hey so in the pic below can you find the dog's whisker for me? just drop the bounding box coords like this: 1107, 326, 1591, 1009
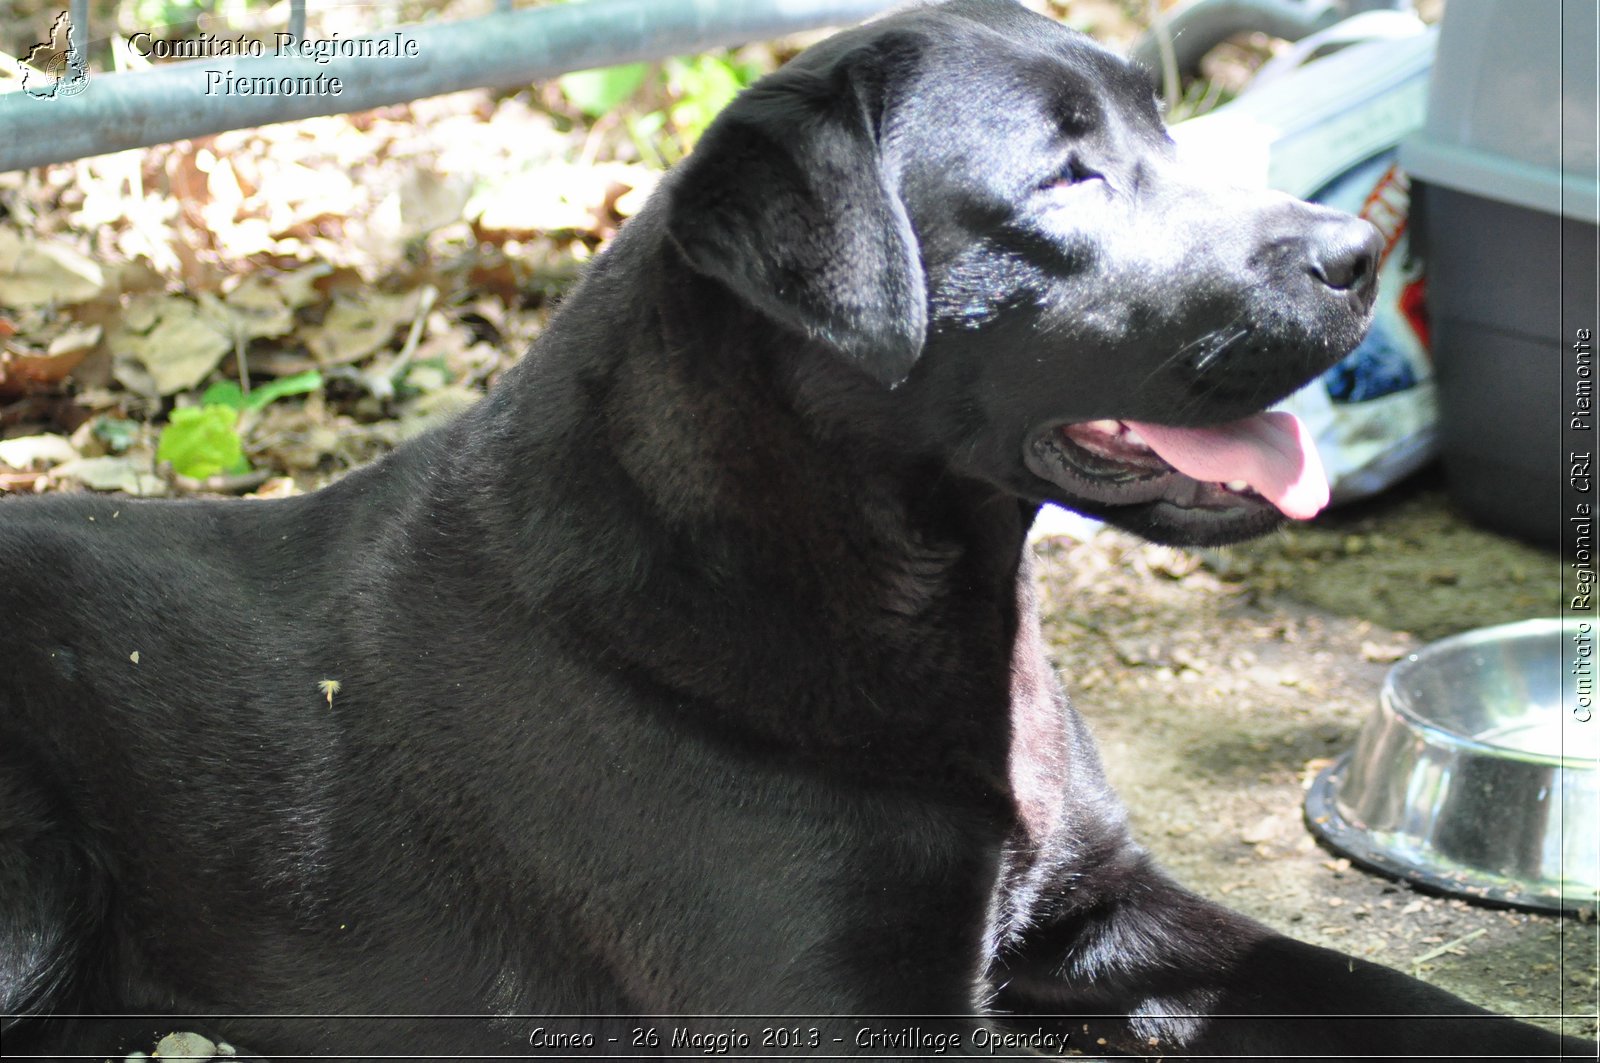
1134, 314, 1251, 393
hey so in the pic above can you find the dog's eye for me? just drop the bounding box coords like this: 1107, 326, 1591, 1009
1042, 157, 1104, 191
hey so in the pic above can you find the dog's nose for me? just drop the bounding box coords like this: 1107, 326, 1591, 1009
1307, 218, 1382, 298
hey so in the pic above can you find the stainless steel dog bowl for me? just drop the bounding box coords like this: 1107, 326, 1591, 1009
1306, 618, 1599, 912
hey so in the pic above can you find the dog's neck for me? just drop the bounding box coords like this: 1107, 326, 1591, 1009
468, 215, 1028, 800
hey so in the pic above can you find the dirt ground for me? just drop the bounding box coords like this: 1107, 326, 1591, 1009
1031, 469, 1598, 1041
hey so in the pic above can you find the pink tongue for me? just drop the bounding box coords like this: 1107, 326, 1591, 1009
1123, 412, 1329, 520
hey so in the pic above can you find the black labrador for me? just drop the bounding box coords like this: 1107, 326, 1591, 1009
1, 1, 1590, 1059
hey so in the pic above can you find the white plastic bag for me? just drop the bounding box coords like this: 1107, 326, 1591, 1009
1171, 20, 1438, 503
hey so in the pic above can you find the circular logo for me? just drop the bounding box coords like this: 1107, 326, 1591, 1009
46, 51, 90, 97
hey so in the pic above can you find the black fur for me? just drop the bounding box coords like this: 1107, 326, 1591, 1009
1, 2, 1589, 1059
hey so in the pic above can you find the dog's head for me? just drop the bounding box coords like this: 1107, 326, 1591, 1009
665, 0, 1380, 546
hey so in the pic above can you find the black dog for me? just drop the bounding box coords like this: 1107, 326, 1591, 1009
1, 1, 1590, 1059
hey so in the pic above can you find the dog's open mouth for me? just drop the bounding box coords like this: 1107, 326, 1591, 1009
1027, 412, 1329, 520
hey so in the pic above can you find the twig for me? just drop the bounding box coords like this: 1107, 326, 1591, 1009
387, 283, 438, 386
1411, 928, 1487, 972
366, 284, 438, 401
234, 328, 250, 399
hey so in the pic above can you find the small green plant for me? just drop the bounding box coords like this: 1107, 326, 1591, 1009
557, 63, 651, 118
661, 54, 755, 146
558, 52, 766, 166
200, 371, 323, 413
92, 416, 141, 454
157, 405, 248, 480
156, 370, 321, 480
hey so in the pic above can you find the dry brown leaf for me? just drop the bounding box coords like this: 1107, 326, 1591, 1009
165, 143, 215, 228
262, 159, 361, 236
0, 323, 100, 396
254, 265, 330, 309
208, 281, 289, 342
613, 172, 661, 218
50, 453, 166, 495
48, 323, 104, 357
107, 294, 232, 395
246, 476, 300, 500
465, 255, 521, 305
400, 169, 473, 238
108, 260, 168, 297
301, 290, 420, 366
214, 217, 281, 262
0, 433, 78, 470
1360, 640, 1410, 663
0, 471, 45, 493
228, 287, 296, 341
206, 266, 329, 346
0, 228, 107, 307
470, 162, 652, 239
205, 155, 247, 221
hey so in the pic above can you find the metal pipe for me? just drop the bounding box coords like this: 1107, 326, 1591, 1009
69, 0, 89, 59
0, 0, 898, 172
1129, 0, 1342, 79
1128, 0, 1409, 80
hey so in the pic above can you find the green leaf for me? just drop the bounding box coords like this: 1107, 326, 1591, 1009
666, 55, 748, 146
242, 370, 322, 411
558, 63, 650, 118
91, 417, 140, 454
625, 110, 671, 168
201, 370, 322, 412
201, 380, 248, 410
156, 405, 250, 480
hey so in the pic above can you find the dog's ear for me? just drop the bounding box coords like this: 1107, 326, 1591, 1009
664, 51, 926, 388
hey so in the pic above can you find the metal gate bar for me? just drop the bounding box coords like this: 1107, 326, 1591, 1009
1, 0, 898, 172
